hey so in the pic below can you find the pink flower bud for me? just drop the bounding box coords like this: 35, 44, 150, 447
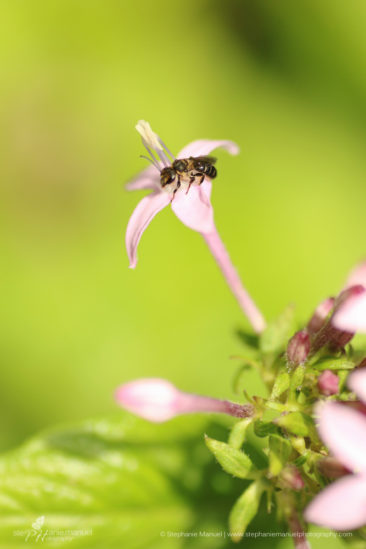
279, 466, 305, 491
318, 370, 339, 396
307, 298, 335, 334
316, 457, 350, 479
115, 378, 254, 423
311, 287, 365, 353
286, 330, 310, 366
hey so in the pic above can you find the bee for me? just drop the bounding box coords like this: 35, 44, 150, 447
160, 156, 217, 196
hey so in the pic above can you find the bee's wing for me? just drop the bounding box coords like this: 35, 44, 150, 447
194, 155, 217, 164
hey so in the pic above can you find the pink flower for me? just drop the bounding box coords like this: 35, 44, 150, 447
125, 121, 266, 333
305, 368, 366, 530
115, 378, 254, 423
126, 120, 239, 268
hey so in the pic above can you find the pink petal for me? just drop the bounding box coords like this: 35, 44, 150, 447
171, 180, 214, 234
126, 165, 160, 191
305, 474, 366, 530
332, 291, 366, 333
125, 191, 170, 268
348, 368, 366, 404
315, 401, 366, 472
344, 260, 366, 289
177, 139, 239, 159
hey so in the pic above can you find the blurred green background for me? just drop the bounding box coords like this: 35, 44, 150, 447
1, 0, 366, 460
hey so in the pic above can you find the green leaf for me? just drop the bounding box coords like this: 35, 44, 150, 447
229, 480, 265, 542
276, 412, 310, 437
0, 414, 231, 548
205, 436, 254, 479
270, 371, 290, 399
268, 435, 292, 476
314, 357, 355, 371
259, 305, 295, 355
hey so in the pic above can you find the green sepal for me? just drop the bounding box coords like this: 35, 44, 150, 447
293, 453, 307, 467
266, 400, 286, 412
268, 435, 292, 476
229, 480, 265, 542
290, 365, 305, 390
253, 419, 279, 438
259, 305, 295, 355
270, 370, 290, 399
276, 412, 310, 437
228, 418, 252, 449
288, 365, 306, 401
290, 436, 306, 454
233, 359, 262, 394
204, 436, 255, 479
337, 369, 350, 391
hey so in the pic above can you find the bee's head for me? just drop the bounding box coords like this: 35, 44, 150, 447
160, 167, 176, 187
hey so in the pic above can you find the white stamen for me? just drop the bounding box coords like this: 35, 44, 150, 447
136, 120, 163, 151
158, 137, 175, 160
136, 120, 172, 168
155, 149, 170, 167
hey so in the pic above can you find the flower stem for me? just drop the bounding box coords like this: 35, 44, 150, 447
286, 511, 311, 549
203, 227, 266, 333
179, 393, 254, 418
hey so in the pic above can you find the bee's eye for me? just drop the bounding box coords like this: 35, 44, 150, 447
161, 169, 176, 186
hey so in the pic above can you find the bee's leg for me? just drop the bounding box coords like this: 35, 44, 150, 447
170, 177, 181, 202
192, 172, 205, 185
186, 176, 195, 195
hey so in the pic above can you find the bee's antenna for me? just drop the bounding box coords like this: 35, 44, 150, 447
140, 155, 160, 172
